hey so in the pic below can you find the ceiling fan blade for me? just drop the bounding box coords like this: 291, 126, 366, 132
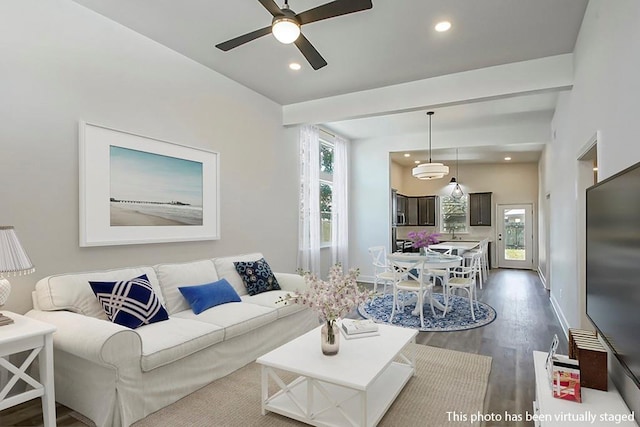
215, 26, 272, 51
294, 34, 327, 70
296, 0, 372, 26
257, 0, 283, 17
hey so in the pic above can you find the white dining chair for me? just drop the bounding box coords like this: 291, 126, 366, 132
447, 251, 482, 320
426, 248, 454, 307
387, 255, 435, 329
463, 238, 489, 288
368, 246, 395, 294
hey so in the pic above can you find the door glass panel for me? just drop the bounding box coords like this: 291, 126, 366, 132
504, 209, 526, 260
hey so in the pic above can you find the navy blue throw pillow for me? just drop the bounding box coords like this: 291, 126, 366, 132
234, 258, 281, 296
89, 274, 169, 329
179, 278, 241, 314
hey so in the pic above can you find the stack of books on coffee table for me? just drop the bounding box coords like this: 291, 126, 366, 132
340, 319, 379, 339
0, 313, 15, 326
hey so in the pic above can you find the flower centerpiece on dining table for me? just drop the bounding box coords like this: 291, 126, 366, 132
406, 230, 441, 255
279, 264, 372, 355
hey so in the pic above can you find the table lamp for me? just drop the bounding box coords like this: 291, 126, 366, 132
0, 226, 35, 325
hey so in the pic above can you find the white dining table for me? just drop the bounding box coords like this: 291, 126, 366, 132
387, 252, 462, 316
428, 241, 480, 256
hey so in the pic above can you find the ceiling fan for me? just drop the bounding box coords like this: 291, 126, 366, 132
215, 0, 373, 70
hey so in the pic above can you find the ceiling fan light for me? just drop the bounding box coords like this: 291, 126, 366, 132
412, 163, 449, 180
272, 17, 300, 44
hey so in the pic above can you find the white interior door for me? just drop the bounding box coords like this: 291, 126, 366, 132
496, 204, 534, 269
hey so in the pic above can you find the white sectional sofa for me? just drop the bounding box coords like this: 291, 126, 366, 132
25, 253, 318, 427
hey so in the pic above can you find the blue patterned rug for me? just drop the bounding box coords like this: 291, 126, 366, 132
357, 293, 497, 332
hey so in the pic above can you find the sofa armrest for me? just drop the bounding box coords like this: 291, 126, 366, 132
274, 272, 309, 293
26, 310, 142, 369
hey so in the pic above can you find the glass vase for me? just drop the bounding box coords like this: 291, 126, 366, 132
419, 247, 427, 256
321, 320, 340, 356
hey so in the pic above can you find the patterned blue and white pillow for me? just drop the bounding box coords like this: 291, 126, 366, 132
234, 258, 281, 296
89, 274, 169, 329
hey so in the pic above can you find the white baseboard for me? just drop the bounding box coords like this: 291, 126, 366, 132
537, 267, 548, 289
550, 293, 570, 339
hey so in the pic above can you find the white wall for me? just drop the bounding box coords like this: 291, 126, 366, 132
0, 0, 299, 314
537, 145, 551, 288
546, 0, 640, 413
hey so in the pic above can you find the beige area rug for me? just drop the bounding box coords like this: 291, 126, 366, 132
131, 344, 491, 427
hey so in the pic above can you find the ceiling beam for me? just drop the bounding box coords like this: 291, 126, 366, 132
282, 54, 573, 126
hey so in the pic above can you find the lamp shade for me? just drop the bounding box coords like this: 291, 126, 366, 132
0, 226, 34, 308
412, 163, 450, 180
0, 226, 34, 312
272, 16, 300, 44
0, 226, 34, 275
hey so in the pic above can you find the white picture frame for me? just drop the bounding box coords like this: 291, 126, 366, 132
79, 121, 220, 246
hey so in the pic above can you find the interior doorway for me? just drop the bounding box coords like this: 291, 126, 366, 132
496, 203, 534, 269
577, 133, 598, 329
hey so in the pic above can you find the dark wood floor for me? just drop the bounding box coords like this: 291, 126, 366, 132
415, 268, 567, 427
0, 268, 566, 427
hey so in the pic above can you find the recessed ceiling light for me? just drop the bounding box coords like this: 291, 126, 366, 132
435, 21, 451, 32
404, 153, 411, 157
289, 62, 301, 71
504, 157, 512, 161
414, 160, 421, 164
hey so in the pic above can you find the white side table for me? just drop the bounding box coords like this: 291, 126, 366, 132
532, 351, 636, 426
0, 311, 57, 426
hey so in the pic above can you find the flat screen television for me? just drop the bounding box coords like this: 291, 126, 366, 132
586, 160, 640, 389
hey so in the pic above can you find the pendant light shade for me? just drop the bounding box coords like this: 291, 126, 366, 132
450, 148, 464, 198
412, 111, 449, 180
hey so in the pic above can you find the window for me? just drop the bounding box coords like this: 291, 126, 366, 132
319, 140, 334, 245
440, 195, 468, 235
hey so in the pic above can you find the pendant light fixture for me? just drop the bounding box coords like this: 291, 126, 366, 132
451, 148, 464, 199
412, 111, 449, 180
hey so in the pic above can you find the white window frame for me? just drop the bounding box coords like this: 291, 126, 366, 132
319, 139, 334, 247
439, 194, 470, 235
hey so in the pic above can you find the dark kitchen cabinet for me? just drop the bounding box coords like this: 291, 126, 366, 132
393, 193, 437, 227
418, 196, 437, 226
469, 192, 492, 226
407, 197, 419, 225
406, 196, 436, 226
396, 194, 407, 225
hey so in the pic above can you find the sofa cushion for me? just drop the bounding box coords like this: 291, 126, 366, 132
234, 257, 281, 296
179, 279, 241, 315
89, 274, 169, 329
154, 259, 219, 314
172, 302, 278, 340
136, 317, 224, 372
34, 266, 162, 320
213, 253, 264, 296
241, 290, 308, 319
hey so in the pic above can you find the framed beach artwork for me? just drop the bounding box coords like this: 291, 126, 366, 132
79, 122, 220, 246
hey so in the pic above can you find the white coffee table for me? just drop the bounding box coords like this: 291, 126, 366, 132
257, 323, 417, 427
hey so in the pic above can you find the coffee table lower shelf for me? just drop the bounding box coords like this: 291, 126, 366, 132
262, 361, 414, 427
